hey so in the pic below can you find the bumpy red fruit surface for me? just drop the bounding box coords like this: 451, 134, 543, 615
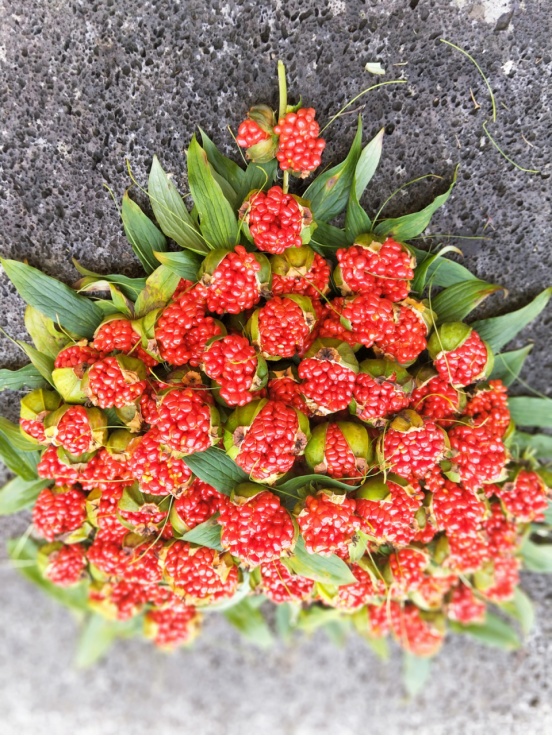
297, 492, 360, 557
253, 296, 314, 359
274, 108, 326, 176
247, 186, 303, 254
465, 380, 510, 438
32, 486, 87, 541
481, 555, 519, 602
267, 368, 311, 416
85, 356, 147, 409
93, 318, 158, 367
333, 564, 386, 611
202, 246, 267, 315
351, 364, 412, 426
374, 300, 429, 365
298, 342, 358, 415
496, 470, 549, 522
446, 532, 491, 574
49, 406, 98, 456
380, 411, 446, 479
448, 584, 486, 624
156, 389, 219, 455
237, 118, 269, 148
356, 479, 423, 548
426, 469, 486, 535
448, 423, 507, 492
218, 489, 295, 566
271, 249, 330, 299
79, 447, 134, 491
145, 606, 201, 649
42, 543, 86, 586
163, 541, 238, 605
259, 559, 314, 604
203, 334, 265, 407
340, 293, 394, 348
390, 602, 445, 657
129, 429, 192, 496
410, 376, 463, 424
484, 502, 518, 555
306, 421, 370, 482
388, 548, 428, 594
173, 479, 226, 530
430, 326, 491, 388
54, 344, 104, 373
89, 580, 152, 620
336, 237, 414, 302
20, 418, 47, 443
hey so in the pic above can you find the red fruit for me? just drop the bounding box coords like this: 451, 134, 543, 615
388, 548, 428, 594
246, 186, 304, 254
480, 556, 519, 602
428, 324, 492, 388
89, 580, 152, 620
172, 478, 226, 530
94, 318, 158, 368
379, 410, 447, 480
465, 380, 510, 438
225, 399, 309, 483
374, 299, 432, 365
446, 532, 491, 574
87, 486, 128, 543
448, 584, 486, 624
203, 334, 267, 407
333, 564, 386, 611
425, 469, 486, 535
155, 287, 224, 367
271, 247, 330, 299
496, 469, 549, 522
145, 606, 201, 649
297, 492, 360, 557
267, 366, 312, 416
415, 573, 458, 608
336, 236, 415, 302
484, 502, 518, 555
79, 447, 134, 491
41, 543, 87, 586
305, 421, 371, 482
54, 344, 104, 374
274, 108, 326, 177
298, 340, 358, 415
37, 446, 84, 486
218, 488, 295, 566
259, 559, 314, 604
129, 429, 192, 496
237, 118, 269, 148
350, 359, 413, 426
118, 492, 168, 536
173, 278, 195, 299
200, 245, 270, 315
46, 405, 106, 456
390, 602, 445, 657
448, 423, 508, 492
366, 602, 391, 638
317, 297, 359, 348
249, 295, 316, 359
20, 418, 47, 443
32, 486, 87, 541
163, 541, 239, 605
340, 293, 394, 348
410, 375, 464, 424
88, 538, 163, 583
356, 477, 424, 548
156, 389, 220, 455
84, 356, 147, 409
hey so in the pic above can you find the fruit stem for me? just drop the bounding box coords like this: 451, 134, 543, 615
277, 60, 287, 121
283, 170, 289, 194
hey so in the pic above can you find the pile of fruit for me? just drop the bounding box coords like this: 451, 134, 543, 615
1, 63, 551, 662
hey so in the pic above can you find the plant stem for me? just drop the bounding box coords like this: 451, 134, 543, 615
282, 170, 289, 194
277, 60, 287, 121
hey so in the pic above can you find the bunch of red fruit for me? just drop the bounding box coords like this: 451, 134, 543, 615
11, 95, 551, 657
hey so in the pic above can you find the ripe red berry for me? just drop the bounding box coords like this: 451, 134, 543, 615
448, 584, 486, 624
156, 389, 220, 455
203, 334, 267, 407
390, 602, 445, 657
297, 492, 360, 557
271, 247, 330, 299
129, 429, 193, 496
172, 478, 226, 530
32, 486, 87, 541
259, 559, 314, 604
246, 186, 304, 254
54, 344, 104, 374
274, 108, 326, 176
144, 606, 201, 649
298, 340, 358, 415
84, 356, 147, 409
40, 543, 87, 586
200, 246, 270, 315
379, 411, 447, 480
163, 541, 239, 605
356, 477, 423, 548
250, 295, 316, 359
496, 469, 549, 522
428, 324, 492, 388
237, 118, 269, 148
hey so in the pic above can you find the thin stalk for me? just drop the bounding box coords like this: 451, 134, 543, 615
278, 60, 287, 120
321, 80, 407, 134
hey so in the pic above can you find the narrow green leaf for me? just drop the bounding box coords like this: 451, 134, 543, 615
508, 397, 552, 428
375, 168, 458, 240
121, 192, 167, 275
7, 538, 89, 612
520, 538, 552, 572
75, 615, 117, 668
148, 155, 208, 254
472, 288, 552, 353
450, 612, 521, 650
182, 518, 223, 551
187, 135, 238, 249
0, 476, 45, 515
410, 245, 477, 288
134, 265, 180, 317
0, 364, 47, 393
355, 127, 385, 199
403, 653, 432, 698
511, 431, 552, 459
224, 598, 274, 649
345, 197, 372, 242
239, 161, 278, 200
431, 280, 502, 324
490, 345, 533, 386
153, 250, 202, 281
411, 246, 463, 294
0, 434, 38, 480
2, 259, 103, 339
277, 474, 360, 495
73, 261, 146, 301
17, 343, 55, 386
297, 605, 345, 633
200, 128, 245, 191
24, 306, 70, 359
0, 417, 42, 452
305, 117, 363, 222
275, 601, 300, 641
287, 537, 357, 585
499, 587, 535, 635
184, 447, 248, 496
310, 221, 351, 256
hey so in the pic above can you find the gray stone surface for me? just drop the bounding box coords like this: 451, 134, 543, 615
0, 0, 551, 733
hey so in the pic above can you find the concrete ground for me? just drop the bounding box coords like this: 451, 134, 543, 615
0, 0, 551, 733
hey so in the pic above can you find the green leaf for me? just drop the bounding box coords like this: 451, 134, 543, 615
490, 345, 533, 386
499, 587, 535, 635
182, 518, 223, 551
108, 285, 133, 317
224, 598, 274, 649
153, 250, 202, 281
511, 431, 552, 459
403, 652, 432, 698
0, 417, 42, 452
184, 447, 248, 496
0, 476, 45, 515
450, 612, 521, 650
7, 537, 89, 612
355, 127, 385, 199
275, 601, 300, 641
0, 433, 39, 480
74, 614, 142, 668
305, 117, 363, 222
2, 259, 103, 339
431, 280, 502, 324
410, 246, 478, 288
345, 196, 372, 242
148, 155, 208, 254
277, 474, 361, 495
297, 605, 345, 633
411, 246, 463, 294
520, 538, 552, 572
472, 287, 552, 353
239, 161, 278, 200
134, 265, 180, 317
200, 128, 245, 191
508, 397, 552, 428
121, 192, 167, 275
287, 537, 357, 585
0, 364, 47, 393
24, 306, 70, 359
17, 343, 55, 386
73, 261, 146, 301
310, 221, 351, 255
187, 135, 238, 249
375, 167, 458, 241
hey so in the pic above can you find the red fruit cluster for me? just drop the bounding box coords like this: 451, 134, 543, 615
274, 108, 326, 176
247, 187, 303, 254
203, 334, 263, 407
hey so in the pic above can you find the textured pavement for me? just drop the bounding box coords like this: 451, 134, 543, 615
0, 0, 551, 733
